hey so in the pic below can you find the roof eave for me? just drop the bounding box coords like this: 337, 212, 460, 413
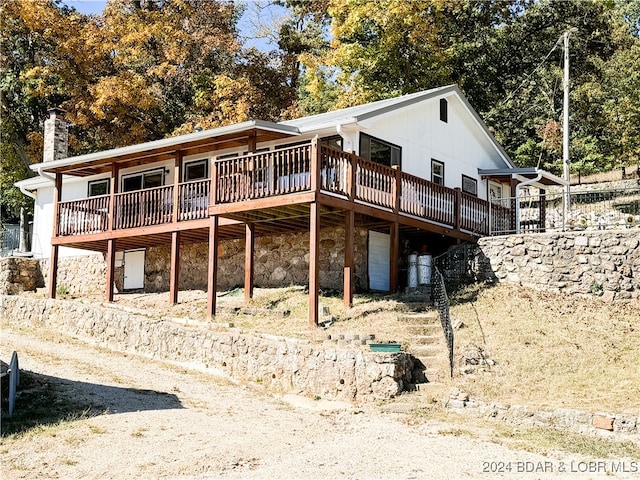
30, 120, 300, 174
478, 167, 568, 186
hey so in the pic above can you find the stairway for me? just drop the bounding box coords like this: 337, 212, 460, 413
399, 311, 450, 385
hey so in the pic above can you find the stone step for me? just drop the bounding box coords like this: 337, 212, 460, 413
398, 312, 439, 323
412, 334, 442, 345
406, 323, 442, 335
410, 345, 444, 357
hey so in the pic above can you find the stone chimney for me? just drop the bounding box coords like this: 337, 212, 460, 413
43, 108, 68, 162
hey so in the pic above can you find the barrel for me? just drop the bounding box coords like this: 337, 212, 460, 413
407, 253, 418, 288
417, 253, 432, 285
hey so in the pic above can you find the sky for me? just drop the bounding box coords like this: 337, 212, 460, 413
59, 0, 284, 51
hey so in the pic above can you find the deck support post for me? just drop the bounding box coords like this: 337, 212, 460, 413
389, 222, 399, 293
170, 231, 180, 304
173, 152, 182, 224
106, 238, 116, 302
48, 245, 59, 299
244, 223, 255, 302
48, 173, 62, 299
108, 164, 119, 231
207, 215, 219, 319
454, 187, 462, 232
309, 202, 320, 327
343, 210, 354, 308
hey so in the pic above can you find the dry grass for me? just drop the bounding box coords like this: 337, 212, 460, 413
449, 284, 640, 413
571, 167, 639, 185
34, 282, 640, 414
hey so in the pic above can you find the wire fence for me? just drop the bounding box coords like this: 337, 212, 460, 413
490, 185, 640, 235
431, 260, 454, 378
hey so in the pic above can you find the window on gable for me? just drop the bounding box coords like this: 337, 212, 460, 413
431, 159, 444, 185
88, 179, 110, 197
184, 159, 208, 181
359, 133, 401, 167
440, 98, 448, 123
462, 174, 478, 196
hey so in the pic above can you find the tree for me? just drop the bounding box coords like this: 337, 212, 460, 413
305, 0, 639, 174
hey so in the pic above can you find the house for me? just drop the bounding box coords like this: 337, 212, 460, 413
16, 85, 565, 325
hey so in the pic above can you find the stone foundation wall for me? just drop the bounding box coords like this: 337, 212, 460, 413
40, 253, 107, 296
22, 227, 369, 296
0, 257, 44, 295
145, 226, 369, 292
476, 231, 639, 301
0, 296, 421, 402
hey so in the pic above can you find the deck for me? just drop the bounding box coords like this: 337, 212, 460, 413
48, 139, 515, 325
54, 142, 512, 248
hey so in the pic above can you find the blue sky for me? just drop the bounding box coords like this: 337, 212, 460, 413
61, 0, 106, 15
59, 0, 284, 51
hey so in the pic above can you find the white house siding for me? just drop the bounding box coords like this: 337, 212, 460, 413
32, 183, 96, 259
356, 94, 506, 200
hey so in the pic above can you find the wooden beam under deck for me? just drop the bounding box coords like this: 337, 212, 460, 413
106, 238, 116, 302
308, 202, 320, 327
170, 231, 180, 305
207, 216, 219, 318
245, 223, 255, 302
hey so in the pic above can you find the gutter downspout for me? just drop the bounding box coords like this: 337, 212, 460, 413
18, 183, 36, 200
514, 173, 542, 234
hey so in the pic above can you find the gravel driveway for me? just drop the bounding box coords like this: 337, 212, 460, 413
1, 326, 632, 480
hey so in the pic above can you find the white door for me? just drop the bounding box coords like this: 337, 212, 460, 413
368, 231, 390, 291
123, 249, 145, 290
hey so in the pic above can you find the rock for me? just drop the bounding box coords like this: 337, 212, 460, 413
592, 415, 614, 431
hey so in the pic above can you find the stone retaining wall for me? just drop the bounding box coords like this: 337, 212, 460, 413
446, 390, 638, 436
0, 295, 421, 402
0, 257, 44, 295
475, 231, 639, 301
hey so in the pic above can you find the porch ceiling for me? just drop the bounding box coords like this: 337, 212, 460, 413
34, 122, 300, 177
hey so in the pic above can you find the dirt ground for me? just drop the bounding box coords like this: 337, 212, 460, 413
1, 323, 636, 480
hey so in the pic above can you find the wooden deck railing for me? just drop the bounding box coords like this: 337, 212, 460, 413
114, 185, 174, 229
400, 174, 456, 226
216, 144, 313, 203
55, 141, 504, 238
460, 192, 489, 234
179, 179, 209, 221
57, 195, 109, 236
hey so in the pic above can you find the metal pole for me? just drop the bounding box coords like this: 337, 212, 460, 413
562, 31, 571, 230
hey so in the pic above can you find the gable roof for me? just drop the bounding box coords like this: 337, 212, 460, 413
284, 84, 514, 168
282, 85, 454, 130
24, 84, 513, 179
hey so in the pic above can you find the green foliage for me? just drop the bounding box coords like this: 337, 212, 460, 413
297, 0, 639, 174
1, 0, 637, 211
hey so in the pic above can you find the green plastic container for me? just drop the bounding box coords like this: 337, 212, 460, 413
369, 343, 402, 353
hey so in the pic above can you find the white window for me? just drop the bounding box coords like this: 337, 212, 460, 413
462, 175, 477, 196
184, 159, 208, 181
121, 169, 164, 192
431, 159, 444, 185
88, 178, 110, 197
